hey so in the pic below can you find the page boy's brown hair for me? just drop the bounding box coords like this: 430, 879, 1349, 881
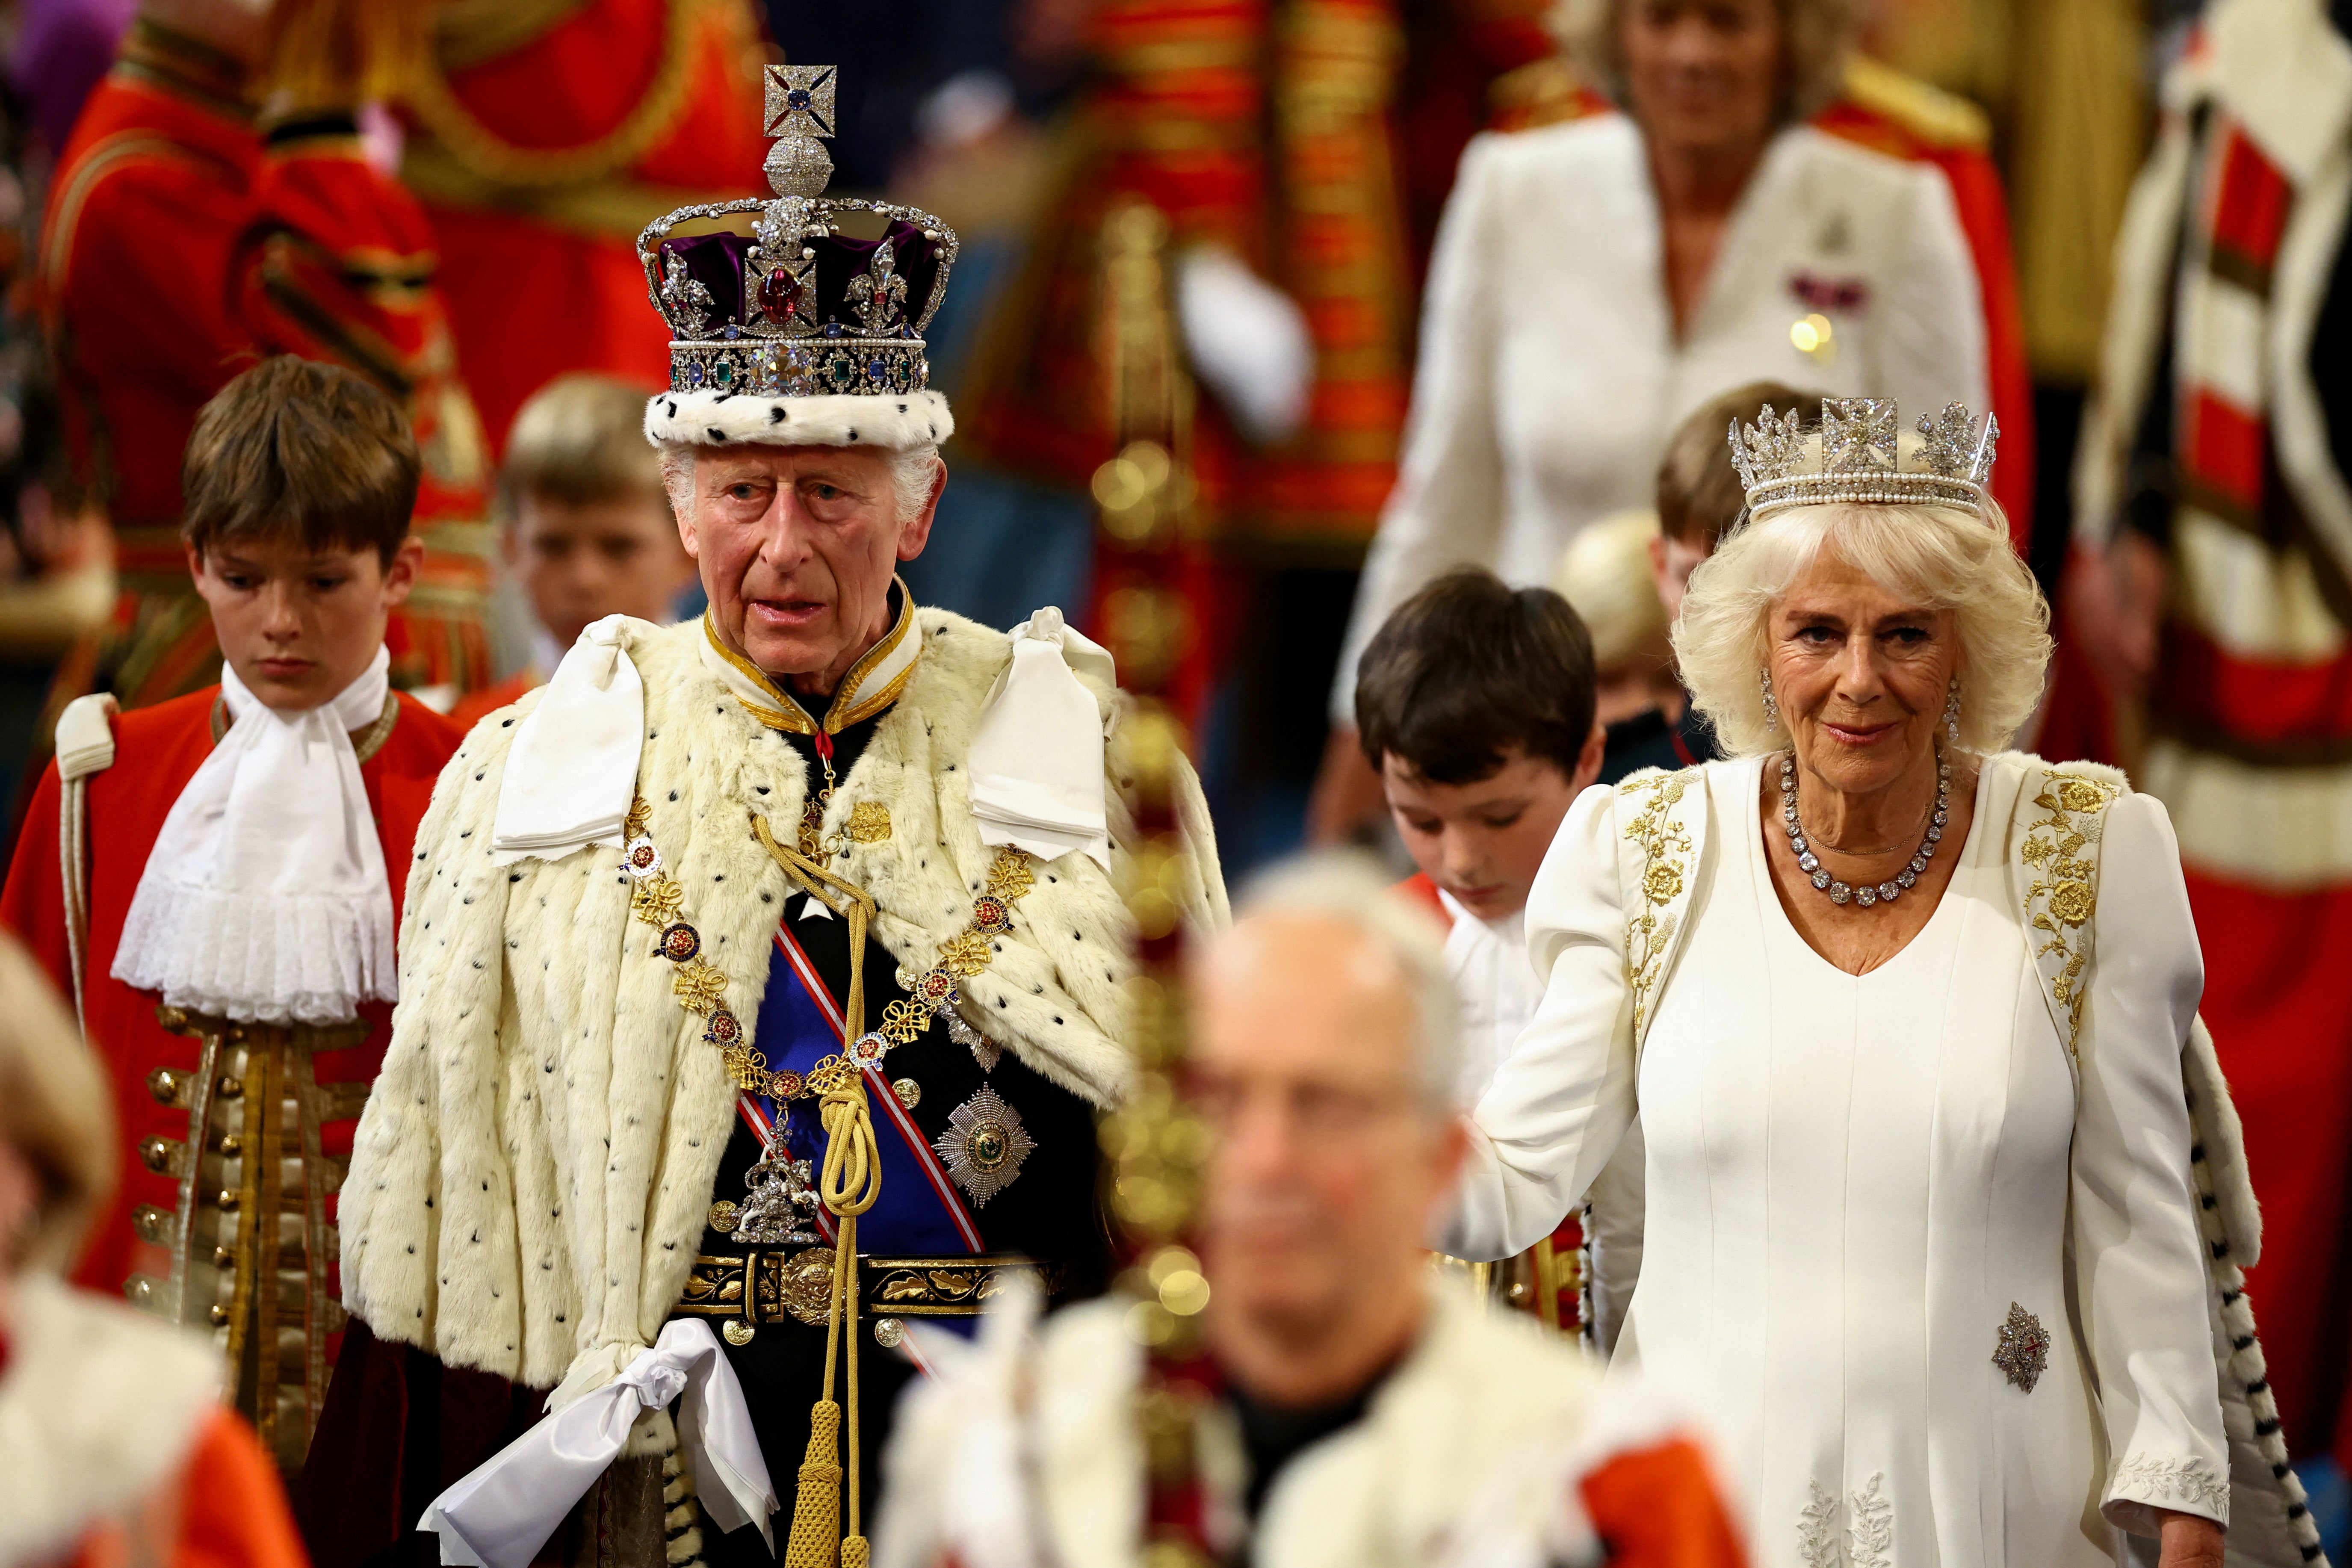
1356, 567, 1597, 786
497, 372, 668, 521
182, 355, 419, 565
1658, 380, 1825, 548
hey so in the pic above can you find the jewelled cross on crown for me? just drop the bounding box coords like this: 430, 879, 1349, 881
1821, 397, 1898, 473
762, 64, 837, 204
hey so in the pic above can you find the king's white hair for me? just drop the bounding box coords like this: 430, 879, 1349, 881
657, 441, 943, 527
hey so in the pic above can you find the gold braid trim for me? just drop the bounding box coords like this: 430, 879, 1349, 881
2019, 768, 2122, 1060
1618, 770, 1697, 1041
400, 0, 700, 189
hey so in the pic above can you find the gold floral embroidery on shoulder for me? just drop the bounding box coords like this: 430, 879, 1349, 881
2021, 766, 2122, 1057
1619, 768, 1698, 1039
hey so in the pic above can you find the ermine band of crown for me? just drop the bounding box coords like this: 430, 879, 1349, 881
1730, 397, 2000, 524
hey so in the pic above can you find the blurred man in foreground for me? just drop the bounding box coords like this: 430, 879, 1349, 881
878, 853, 1748, 1568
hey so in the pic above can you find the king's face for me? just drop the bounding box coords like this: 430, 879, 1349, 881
679, 443, 937, 697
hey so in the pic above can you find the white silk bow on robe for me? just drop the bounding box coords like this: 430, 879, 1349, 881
420, 1317, 775, 1568
969, 607, 1115, 868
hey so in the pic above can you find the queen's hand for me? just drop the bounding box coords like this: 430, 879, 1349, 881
2156, 1509, 2224, 1568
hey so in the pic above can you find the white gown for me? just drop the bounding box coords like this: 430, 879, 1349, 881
1442, 754, 2228, 1568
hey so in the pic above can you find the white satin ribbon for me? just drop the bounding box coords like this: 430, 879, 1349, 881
969, 608, 1115, 868
111, 646, 394, 1025
420, 1318, 777, 1568
491, 614, 645, 865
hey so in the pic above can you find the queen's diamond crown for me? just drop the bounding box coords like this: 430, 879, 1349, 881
1730, 397, 1999, 524
635, 64, 960, 401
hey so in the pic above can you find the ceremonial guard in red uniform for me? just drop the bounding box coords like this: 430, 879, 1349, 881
0, 358, 463, 1474
395, 0, 770, 451
39, 4, 494, 712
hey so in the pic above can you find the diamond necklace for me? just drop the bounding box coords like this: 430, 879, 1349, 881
1777, 749, 1951, 909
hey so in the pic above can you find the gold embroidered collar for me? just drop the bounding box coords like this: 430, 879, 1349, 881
699, 579, 921, 735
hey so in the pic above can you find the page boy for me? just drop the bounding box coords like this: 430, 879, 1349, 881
452, 372, 698, 728
0, 355, 463, 1472
1355, 567, 1604, 1102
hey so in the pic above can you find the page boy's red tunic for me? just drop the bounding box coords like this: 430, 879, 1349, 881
0, 687, 461, 1467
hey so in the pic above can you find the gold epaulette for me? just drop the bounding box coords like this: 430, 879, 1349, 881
1485, 56, 1607, 134
1840, 55, 1991, 151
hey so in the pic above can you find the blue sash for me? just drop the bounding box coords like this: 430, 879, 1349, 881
748, 924, 982, 1257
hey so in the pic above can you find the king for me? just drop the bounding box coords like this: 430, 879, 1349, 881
298, 65, 1228, 1568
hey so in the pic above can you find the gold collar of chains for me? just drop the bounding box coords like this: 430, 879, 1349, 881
618, 797, 1037, 1101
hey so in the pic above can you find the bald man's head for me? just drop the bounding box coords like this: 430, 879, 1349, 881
1185, 853, 1467, 1405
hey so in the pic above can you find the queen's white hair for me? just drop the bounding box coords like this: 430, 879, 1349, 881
1229, 851, 1462, 1116
1674, 500, 2051, 758
657, 441, 944, 528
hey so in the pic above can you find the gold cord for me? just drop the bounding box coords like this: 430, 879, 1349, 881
756, 816, 884, 1566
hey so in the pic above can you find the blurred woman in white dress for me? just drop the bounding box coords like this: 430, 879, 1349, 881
1444, 398, 2246, 1568
1314, 0, 1987, 833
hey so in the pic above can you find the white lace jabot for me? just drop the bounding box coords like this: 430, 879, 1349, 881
113, 646, 396, 1025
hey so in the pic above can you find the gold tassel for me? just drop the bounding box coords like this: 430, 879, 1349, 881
783, 1400, 845, 1568
841, 1537, 870, 1568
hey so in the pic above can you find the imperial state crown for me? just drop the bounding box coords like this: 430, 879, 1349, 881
1730, 397, 2000, 525
636, 64, 959, 451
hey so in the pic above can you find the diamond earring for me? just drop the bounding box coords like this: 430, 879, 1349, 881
1760, 667, 1780, 731
1943, 677, 1961, 745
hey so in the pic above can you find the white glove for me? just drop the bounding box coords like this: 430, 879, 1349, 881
1177, 246, 1312, 446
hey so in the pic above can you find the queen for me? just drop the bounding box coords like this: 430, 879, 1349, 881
1444, 399, 2314, 1568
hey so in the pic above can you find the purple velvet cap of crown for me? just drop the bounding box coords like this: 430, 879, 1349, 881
655, 220, 945, 340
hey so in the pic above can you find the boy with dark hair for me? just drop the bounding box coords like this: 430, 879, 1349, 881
0, 355, 464, 1474
1356, 566, 1604, 1103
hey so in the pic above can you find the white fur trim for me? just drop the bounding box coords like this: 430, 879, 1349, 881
2138, 737, 2352, 887
0, 1275, 224, 1564
643, 389, 954, 450
2074, 109, 2197, 546
2184, 1045, 2326, 1566
344, 610, 1227, 1392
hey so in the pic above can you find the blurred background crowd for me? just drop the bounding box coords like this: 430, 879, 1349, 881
0, 0, 2343, 1551
0, 0, 2181, 868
